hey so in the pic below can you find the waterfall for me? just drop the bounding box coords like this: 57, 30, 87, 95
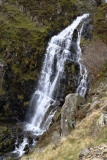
13, 13, 89, 157
25, 13, 89, 135
13, 137, 28, 157
76, 23, 88, 97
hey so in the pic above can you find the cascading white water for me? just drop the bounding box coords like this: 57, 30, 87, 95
13, 13, 89, 157
13, 137, 28, 157
25, 13, 89, 135
76, 23, 88, 97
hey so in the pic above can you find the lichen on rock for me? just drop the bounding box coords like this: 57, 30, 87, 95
61, 93, 85, 137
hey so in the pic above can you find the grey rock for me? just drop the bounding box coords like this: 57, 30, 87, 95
97, 112, 107, 126
61, 93, 85, 137
97, 113, 105, 126
79, 148, 90, 156
104, 113, 107, 124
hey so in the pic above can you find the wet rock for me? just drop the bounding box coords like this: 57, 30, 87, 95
0, 156, 6, 160
82, 18, 93, 40
61, 93, 85, 137
24, 144, 29, 154
72, 29, 78, 42
64, 61, 80, 95
0, 124, 27, 156
56, 100, 61, 106
0, 126, 15, 153
55, 59, 81, 108
0, 75, 36, 122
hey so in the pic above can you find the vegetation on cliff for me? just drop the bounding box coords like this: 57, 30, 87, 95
0, 0, 92, 156
20, 1, 107, 160
0, 0, 91, 122
0, 0, 107, 159
94, 3, 107, 44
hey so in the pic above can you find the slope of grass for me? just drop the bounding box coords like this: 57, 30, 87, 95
21, 105, 107, 160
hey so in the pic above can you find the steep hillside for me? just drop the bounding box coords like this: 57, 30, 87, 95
21, 70, 107, 160
94, 3, 107, 44
20, 2, 107, 160
0, 0, 93, 157
0, 0, 92, 122
0, 0, 107, 159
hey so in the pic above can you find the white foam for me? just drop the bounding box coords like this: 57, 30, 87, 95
13, 137, 28, 157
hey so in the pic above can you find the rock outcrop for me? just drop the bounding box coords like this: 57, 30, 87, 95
61, 93, 85, 137
79, 145, 107, 160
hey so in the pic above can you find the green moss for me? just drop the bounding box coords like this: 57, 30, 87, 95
94, 3, 107, 44
17, 94, 24, 102
80, 36, 91, 47
0, 0, 98, 124
4, 139, 11, 146
71, 65, 75, 74
24, 101, 29, 106
0, 88, 6, 95
3, 104, 8, 111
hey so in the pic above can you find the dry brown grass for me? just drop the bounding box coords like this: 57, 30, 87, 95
21, 105, 107, 160
82, 39, 107, 79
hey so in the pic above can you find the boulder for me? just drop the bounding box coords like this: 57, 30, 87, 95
79, 148, 90, 157
61, 93, 85, 137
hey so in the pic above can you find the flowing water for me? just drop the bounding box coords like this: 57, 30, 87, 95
13, 138, 28, 157
14, 13, 89, 156
76, 23, 88, 97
